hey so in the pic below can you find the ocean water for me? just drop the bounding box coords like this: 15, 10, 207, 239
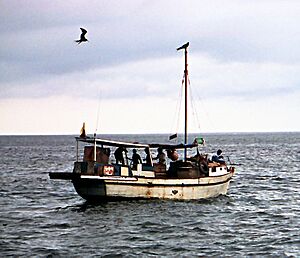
0, 133, 299, 257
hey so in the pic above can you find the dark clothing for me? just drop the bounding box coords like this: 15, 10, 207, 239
212, 154, 225, 164
144, 148, 152, 166
145, 154, 152, 166
132, 153, 142, 165
114, 147, 125, 164
212, 149, 225, 164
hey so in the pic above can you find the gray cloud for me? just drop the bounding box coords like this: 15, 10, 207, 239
1, 0, 300, 100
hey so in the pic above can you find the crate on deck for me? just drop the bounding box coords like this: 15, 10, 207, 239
83, 146, 110, 163
153, 163, 167, 178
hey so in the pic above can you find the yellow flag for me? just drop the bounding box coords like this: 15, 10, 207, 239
80, 122, 86, 138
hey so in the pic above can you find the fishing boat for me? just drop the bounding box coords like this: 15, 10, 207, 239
49, 42, 235, 201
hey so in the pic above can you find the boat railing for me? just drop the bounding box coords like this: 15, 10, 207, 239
74, 136, 232, 179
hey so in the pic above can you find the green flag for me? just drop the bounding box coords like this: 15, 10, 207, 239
194, 137, 205, 145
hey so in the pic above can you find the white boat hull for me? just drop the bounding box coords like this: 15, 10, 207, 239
72, 172, 233, 201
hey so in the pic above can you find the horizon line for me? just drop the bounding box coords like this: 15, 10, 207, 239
0, 130, 299, 137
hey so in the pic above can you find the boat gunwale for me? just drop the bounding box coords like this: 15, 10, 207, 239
78, 172, 233, 187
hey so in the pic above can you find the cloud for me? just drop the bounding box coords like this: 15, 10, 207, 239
1, 53, 299, 102
1, 0, 300, 134
189, 57, 300, 100
0, 55, 181, 99
1, 0, 300, 84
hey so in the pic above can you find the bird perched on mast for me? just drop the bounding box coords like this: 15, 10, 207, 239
177, 42, 189, 51
75, 28, 88, 44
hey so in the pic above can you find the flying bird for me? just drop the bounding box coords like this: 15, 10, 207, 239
75, 28, 88, 44
177, 42, 189, 51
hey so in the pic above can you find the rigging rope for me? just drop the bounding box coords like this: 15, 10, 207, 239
188, 77, 201, 132
170, 73, 184, 142
94, 87, 102, 136
170, 71, 205, 140
190, 80, 216, 131
176, 76, 185, 133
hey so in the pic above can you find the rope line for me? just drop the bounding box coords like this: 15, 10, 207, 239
95, 87, 102, 135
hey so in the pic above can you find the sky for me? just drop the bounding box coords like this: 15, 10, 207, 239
0, 0, 299, 135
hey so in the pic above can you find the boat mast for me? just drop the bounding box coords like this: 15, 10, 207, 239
177, 42, 189, 161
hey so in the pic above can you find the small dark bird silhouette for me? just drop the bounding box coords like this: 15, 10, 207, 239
177, 42, 189, 51
75, 28, 88, 44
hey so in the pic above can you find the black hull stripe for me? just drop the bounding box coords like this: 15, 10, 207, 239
73, 176, 232, 187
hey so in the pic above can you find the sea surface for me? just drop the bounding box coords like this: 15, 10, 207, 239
0, 133, 299, 257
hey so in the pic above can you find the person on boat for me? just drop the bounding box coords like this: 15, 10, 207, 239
198, 154, 209, 176
212, 149, 225, 164
114, 146, 127, 165
167, 148, 179, 161
144, 147, 152, 166
153, 147, 166, 165
130, 149, 142, 169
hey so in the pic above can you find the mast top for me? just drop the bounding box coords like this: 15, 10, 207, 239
177, 42, 189, 51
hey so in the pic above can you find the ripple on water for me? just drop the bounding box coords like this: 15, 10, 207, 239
0, 133, 299, 257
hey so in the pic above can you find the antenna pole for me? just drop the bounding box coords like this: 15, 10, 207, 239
177, 42, 189, 161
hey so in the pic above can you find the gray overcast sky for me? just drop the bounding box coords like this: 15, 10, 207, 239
0, 0, 299, 134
